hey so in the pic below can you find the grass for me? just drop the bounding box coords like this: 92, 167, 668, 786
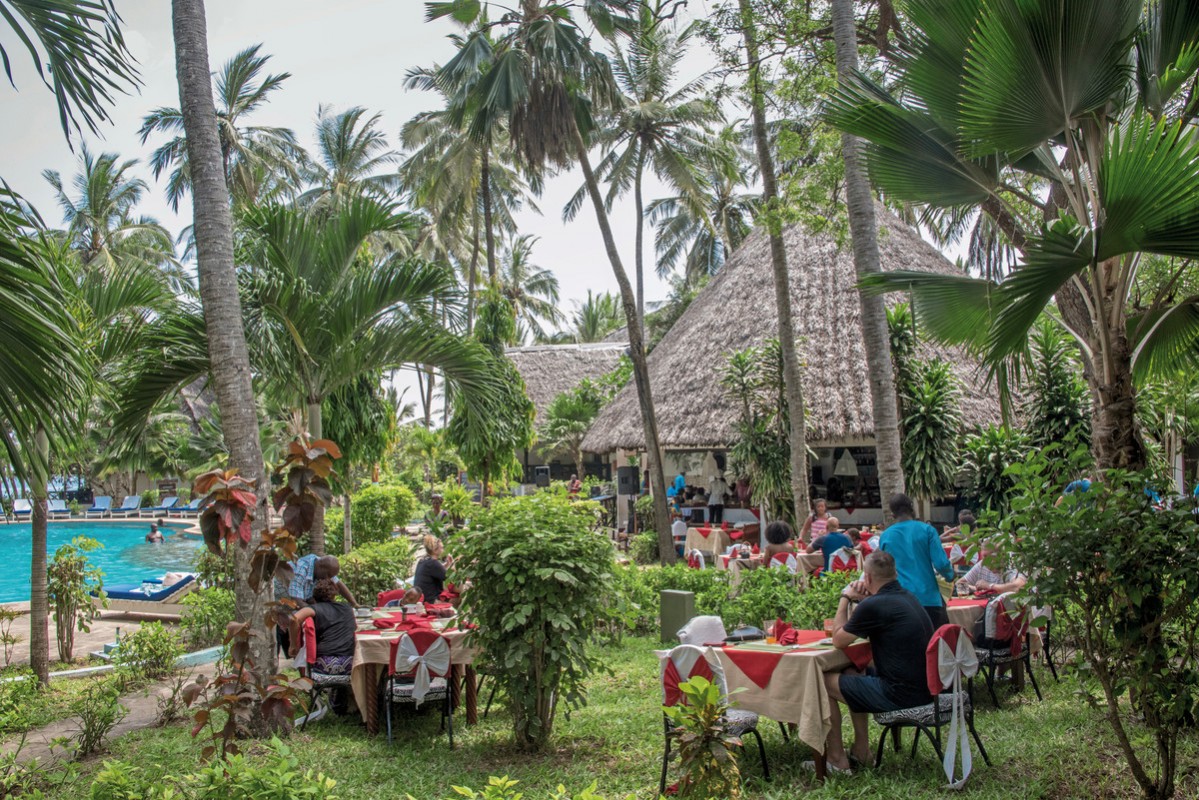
18, 635, 1198, 799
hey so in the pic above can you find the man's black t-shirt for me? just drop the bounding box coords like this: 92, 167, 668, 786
311, 601, 356, 659
414, 557, 447, 604
843, 580, 935, 707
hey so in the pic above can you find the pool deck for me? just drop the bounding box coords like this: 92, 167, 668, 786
0, 601, 180, 668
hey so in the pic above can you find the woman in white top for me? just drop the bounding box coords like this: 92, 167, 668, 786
799, 498, 830, 543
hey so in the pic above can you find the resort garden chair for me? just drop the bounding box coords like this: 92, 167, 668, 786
969, 593, 1041, 708
86, 496, 113, 517
830, 547, 858, 572
110, 495, 142, 518
295, 617, 352, 731
94, 574, 196, 616
168, 498, 203, 517
12, 499, 32, 519
872, 624, 990, 783
386, 630, 454, 747
768, 552, 799, 574
48, 499, 71, 518
140, 496, 178, 517
658, 644, 769, 796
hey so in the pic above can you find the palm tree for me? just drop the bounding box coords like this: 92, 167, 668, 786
568, 290, 624, 343
735, 0, 810, 525
42, 146, 183, 288
140, 43, 307, 210
298, 105, 402, 208
563, 4, 723, 325
171, 0, 275, 674
646, 129, 759, 287
826, 0, 1199, 473
496, 235, 563, 343
431, 0, 676, 565
828, 0, 906, 519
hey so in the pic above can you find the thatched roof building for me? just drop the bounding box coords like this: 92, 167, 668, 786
506, 342, 627, 425
583, 209, 1003, 454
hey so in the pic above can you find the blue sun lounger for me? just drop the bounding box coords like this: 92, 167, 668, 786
110, 495, 142, 518
168, 498, 203, 518
48, 499, 71, 517
12, 499, 31, 519
140, 496, 179, 517
86, 496, 113, 518
94, 574, 196, 616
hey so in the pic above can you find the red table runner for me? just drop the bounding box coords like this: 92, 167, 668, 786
947, 598, 989, 609
722, 632, 873, 689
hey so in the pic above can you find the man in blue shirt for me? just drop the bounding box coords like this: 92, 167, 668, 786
806, 516, 852, 572
878, 493, 954, 627
1055, 477, 1092, 507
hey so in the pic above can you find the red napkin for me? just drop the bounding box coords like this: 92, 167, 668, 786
376, 588, 408, 607
751, 544, 760, 555
722, 521, 732, 531
425, 602, 453, 612
729, 528, 743, 540
696, 527, 711, 538
846, 642, 873, 670
773, 619, 803, 646
722, 647, 784, 689
372, 613, 435, 631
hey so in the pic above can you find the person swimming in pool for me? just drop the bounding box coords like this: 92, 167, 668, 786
146, 523, 164, 543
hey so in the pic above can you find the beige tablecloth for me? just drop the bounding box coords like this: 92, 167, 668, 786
349, 624, 476, 717
947, 600, 986, 630
684, 527, 732, 555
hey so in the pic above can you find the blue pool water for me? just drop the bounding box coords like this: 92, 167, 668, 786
0, 521, 202, 602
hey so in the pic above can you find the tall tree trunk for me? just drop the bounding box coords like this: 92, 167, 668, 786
634, 148, 647, 337
481, 144, 497, 285
172, 0, 273, 674
308, 400, 326, 555
739, 0, 811, 527
1088, 265, 1146, 470
830, 0, 906, 523
417, 368, 431, 426
571, 127, 675, 564
29, 427, 50, 685
343, 493, 353, 554
466, 212, 480, 335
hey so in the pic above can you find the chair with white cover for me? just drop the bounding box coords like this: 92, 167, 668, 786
971, 593, 1041, 707
296, 617, 353, 731
768, 552, 799, 574
872, 624, 990, 785
686, 549, 706, 569
658, 644, 769, 795
386, 629, 454, 747
829, 547, 858, 573
676, 615, 727, 646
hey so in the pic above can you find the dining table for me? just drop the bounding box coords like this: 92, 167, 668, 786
348, 609, 479, 736
684, 526, 734, 556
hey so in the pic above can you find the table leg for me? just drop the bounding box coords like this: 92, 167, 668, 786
814, 751, 828, 781
451, 663, 464, 712
363, 664, 380, 736
465, 665, 478, 725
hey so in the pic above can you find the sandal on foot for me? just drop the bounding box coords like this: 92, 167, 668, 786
801, 760, 853, 776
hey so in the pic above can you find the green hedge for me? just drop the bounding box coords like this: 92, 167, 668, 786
339, 538, 415, 605
350, 484, 417, 547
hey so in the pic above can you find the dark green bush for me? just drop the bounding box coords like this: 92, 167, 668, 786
630, 530, 659, 565
323, 505, 347, 554
349, 484, 417, 547
180, 588, 236, 648
456, 493, 613, 751
0, 670, 45, 733
114, 622, 182, 681
339, 538, 415, 604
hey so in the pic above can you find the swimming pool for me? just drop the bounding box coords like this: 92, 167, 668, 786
0, 521, 202, 602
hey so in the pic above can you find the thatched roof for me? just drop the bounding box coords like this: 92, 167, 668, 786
506, 342, 628, 425
582, 208, 1004, 453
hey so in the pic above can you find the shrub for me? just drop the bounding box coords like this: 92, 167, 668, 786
630, 530, 659, 565
140, 490, 158, 508
340, 538, 415, 604
456, 493, 613, 751
114, 622, 182, 682
723, 568, 855, 631
350, 484, 416, 547
48, 536, 104, 662
70, 679, 127, 758
193, 549, 234, 591
323, 505, 346, 553
0, 607, 21, 666
663, 677, 741, 799
181, 588, 237, 648
1001, 447, 1199, 800
447, 776, 631, 800
0, 671, 45, 733
91, 760, 178, 800
187, 738, 338, 799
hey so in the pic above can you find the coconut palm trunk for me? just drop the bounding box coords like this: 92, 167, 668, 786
571, 127, 674, 564
308, 399, 327, 555
171, 0, 273, 673
29, 427, 50, 685
481, 144, 497, 284
633, 148, 646, 334
738, 0, 810, 526
830, 0, 906, 520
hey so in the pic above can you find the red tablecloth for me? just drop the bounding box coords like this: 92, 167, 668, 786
721, 634, 873, 689
947, 598, 989, 609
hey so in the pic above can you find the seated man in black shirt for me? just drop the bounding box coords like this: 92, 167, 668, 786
815, 550, 935, 773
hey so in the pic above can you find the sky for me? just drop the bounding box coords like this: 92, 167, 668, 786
1, 0, 724, 417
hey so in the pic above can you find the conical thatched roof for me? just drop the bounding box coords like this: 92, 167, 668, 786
582, 209, 1003, 453
506, 342, 628, 426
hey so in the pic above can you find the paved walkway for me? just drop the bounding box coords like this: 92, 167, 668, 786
1, 602, 178, 668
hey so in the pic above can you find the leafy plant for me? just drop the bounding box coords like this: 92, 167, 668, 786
48, 536, 105, 662
193, 548, 235, 591
0, 607, 21, 666
437, 479, 472, 526
92, 759, 180, 800
455, 493, 613, 751
630, 530, 659, 565
439, 776, 632, 800
0, 671, 45, 733
900, 359, 962, 505
662, 676, 741, 799
339, 538, 416, 604
70, 679, 128, 759
187, 738, 339, 798
348, 483, 416, 547
722, 341, 793, 522
961, 425, 1029, 513
180, 588, 237, 648
114, 622, 182, 682
1000, 446, 1199, 800
1024, 315, 1091, 449
539, 380, 605, 478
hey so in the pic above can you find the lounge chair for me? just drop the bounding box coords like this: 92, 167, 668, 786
110, 495, 142, 518
12, 499, 32, 519
140, 496, 178, 517
168, 498, 203, 518
86, 496, 113, 518
48, 499, 71, 518
94, 574, 196, 617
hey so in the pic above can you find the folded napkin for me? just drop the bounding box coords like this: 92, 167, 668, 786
773, 619, 801, 645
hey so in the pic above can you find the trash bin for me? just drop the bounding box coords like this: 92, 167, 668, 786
660, 589, 695, 644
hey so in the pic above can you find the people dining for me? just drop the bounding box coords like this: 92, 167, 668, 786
414, 535, 452, 604
940, 509, 975, 543
806, 516, 852, 572
814, 551, 935, 774
763, 520, 797, 560
878, 493, 954, 627
958, 541, 1027, 595
288, 578, 357, 712
799, 498, 830, 544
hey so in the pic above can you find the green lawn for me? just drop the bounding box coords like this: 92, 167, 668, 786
32, 636, 1199, 799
